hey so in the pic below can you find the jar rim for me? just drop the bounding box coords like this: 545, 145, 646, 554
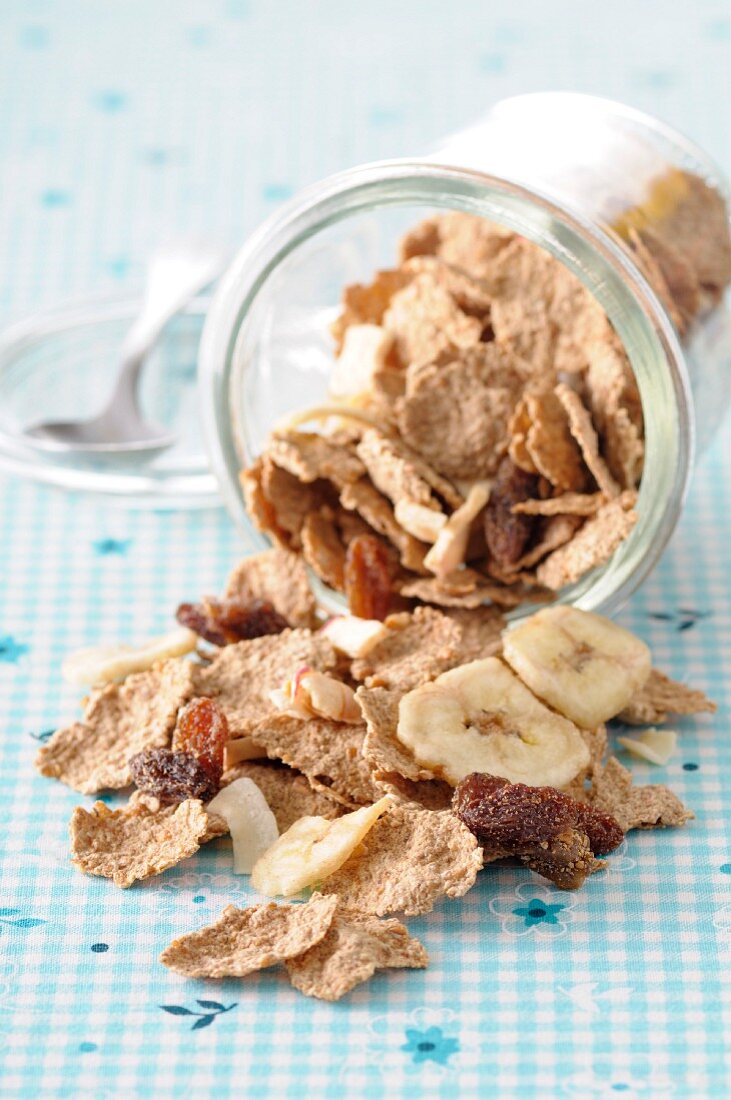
199, 158, 694, 619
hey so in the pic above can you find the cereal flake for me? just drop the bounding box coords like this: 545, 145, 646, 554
590, 756, 692, 832
70, 798, 210, 888
285, 907, 428, 1001
221, 761, 344, 833
224, 548, 318, 629
618, 667, 717, 725
351, 607, 461, 690
36, 659, 196, 794
536, 492, 637, 590
320, 804, 483, 916
194, 629, 337, 737
160, 893, 338, 977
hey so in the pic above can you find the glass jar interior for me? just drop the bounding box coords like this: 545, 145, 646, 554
200, 164, 692, 619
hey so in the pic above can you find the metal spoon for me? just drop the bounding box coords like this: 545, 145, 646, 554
24, 242, 228, 454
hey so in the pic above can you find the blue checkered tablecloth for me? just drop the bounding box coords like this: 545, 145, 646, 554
1, 3, 730, 1097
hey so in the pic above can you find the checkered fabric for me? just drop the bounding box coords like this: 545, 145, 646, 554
0, 2, 730, 1097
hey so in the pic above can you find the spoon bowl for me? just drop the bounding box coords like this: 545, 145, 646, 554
24, 241, 228, 455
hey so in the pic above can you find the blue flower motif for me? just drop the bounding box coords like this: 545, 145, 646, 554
20, 26, 50, 49
489, 882, 578, 938
512, 898, 565, 928
0, 907, 46, 932
92, 90, 128, 113
262, 183, 294, 202
41, 189, 71, 208
107, 256, 131, 279
648, 607, 710, 632
0, 636, 29, 663
93, 538, 131, 556
401, 1026, 459, 1066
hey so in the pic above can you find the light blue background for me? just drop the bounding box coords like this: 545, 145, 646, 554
0, 3, 730, 1098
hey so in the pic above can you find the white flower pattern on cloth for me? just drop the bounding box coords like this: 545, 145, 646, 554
153, 873, 250, 919
596, 839, 636, 874
713, 903, 731, 937
489, 881, 579, 937
562, 1069, 677, 1097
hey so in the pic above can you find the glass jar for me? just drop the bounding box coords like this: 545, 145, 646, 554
199, 92, 731, 617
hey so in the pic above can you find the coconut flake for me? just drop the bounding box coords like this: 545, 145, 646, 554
616, 728, 678, 766
207, 778, 280, 874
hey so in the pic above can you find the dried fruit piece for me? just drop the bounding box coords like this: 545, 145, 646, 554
484, 457, 538, 567
330, 324, 395, 405
394, 499, 447, 542
424, 482, 490, 578
454, 772, 623, 854
344, 534, 393, 621
176, 597, 289, 647
285, 907, 428, 1001
251, 796, 393, 897
206, 777, 279, 874
321, 615, 390, 658
396, 656, 590, 789
616, 728, 678, 766
62, 627, 197, 687
453, 772, 622, 888
270, 669, 362, 724
173, 697, 229, 780
129, 748, 220, 805
502, 605, 651, 729
160, 894, 338, 978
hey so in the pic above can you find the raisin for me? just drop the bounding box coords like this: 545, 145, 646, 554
129, 749, 219, 804
575, 802, 625, 856
453, 772, 624, 856
483, 457, 538, 567
344, 534, 392, 621
453, 772, 579, 849
172, 697, 229, 782
176, 597, 289, 646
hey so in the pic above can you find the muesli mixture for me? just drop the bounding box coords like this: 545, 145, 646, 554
37, 548, 715, 1000
242, 180, 731, 615
34, 179, 729, 1000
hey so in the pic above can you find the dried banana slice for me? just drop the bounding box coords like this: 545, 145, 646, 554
251, 795, 393, 897
396, 657, 590, 789
502, 606, 651, 729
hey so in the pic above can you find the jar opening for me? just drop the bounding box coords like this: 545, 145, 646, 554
200, 161, 693, 619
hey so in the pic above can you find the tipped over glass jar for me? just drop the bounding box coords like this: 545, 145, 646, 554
199, 92, 731, 620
